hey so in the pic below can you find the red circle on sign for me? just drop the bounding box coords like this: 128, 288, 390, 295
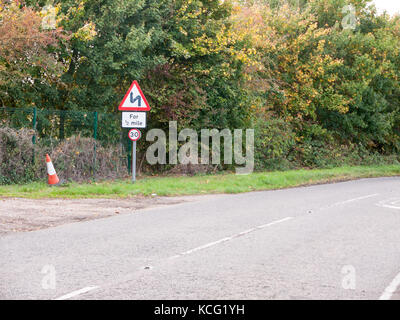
128, 129, 141, 141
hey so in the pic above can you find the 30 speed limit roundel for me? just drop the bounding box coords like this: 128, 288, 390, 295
128, 128, 141, 141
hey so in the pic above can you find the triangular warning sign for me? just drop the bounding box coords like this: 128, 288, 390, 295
118, 80, 151, 111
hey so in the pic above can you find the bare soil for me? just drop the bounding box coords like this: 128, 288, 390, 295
0, 195, 209, 236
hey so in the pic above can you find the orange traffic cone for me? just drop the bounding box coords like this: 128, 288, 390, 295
46, 154, 59, 185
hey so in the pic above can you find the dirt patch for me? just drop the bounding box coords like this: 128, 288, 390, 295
0, 195, 211, 236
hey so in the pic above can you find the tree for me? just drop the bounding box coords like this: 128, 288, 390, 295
234, 0, 400, 155
42, 0, 253, 131
0, 0, 66, 108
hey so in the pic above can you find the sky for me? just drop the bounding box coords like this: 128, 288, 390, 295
370, 0, 400, 15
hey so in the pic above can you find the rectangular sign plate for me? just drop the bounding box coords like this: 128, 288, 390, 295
121, 112, 147, 128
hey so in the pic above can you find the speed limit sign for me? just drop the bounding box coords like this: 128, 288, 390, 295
128, 128, 141, 141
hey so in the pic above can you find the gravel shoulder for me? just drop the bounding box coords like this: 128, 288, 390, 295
0, 195, 213, 236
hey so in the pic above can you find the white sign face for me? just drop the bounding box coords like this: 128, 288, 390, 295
122, 112, 146, 128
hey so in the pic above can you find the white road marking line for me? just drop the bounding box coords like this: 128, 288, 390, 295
170, 217, 293, 259
325, 193, 380, 209
379, 272, 400, 300
55, 218, 293, 296
52, 218, 293, 298
54, 286, 99, 300
377, 198, 400, 210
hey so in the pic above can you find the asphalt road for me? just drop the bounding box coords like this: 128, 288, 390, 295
1, 177, 400, 300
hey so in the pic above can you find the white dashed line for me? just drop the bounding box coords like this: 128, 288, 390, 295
377, 198, 400, 210
324, 193, 380, 209
52, 218, 293, 299
54, 286, 99, 300
169, 217, 293, 259
379, 272, 400, 300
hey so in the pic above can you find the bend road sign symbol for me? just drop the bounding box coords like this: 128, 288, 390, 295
118, 80, 151, 111
128, 128, 141, 141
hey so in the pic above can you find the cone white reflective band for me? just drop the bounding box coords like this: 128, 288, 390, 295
46, 161, 56, 175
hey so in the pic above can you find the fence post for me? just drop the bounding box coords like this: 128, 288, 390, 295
59, 111, 65, 140
32, 107, 37, 164
32, 107, 37, 144
93, 111, 98, 179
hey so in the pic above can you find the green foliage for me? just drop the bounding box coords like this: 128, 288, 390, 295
5, 0, 251, 135
0, 1, 66, 109
0, 126, 128, 185
53, 0, 167, 113
310, 0, 400, 152
51, 135, 127, 182
237, 0, 400, 168
1, 0, 399, 180
0, 127, 42, 184
254, 117, 297, 170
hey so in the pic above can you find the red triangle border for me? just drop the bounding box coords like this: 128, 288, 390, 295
118, 80, 151, 111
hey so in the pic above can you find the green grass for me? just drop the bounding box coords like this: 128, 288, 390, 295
0, 165, 399, 199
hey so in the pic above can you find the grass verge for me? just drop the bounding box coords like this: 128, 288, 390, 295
0, 165, 399, 199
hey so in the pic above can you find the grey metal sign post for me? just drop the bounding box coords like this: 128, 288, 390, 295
128, 128, 141, 183
132, 141, 136, 183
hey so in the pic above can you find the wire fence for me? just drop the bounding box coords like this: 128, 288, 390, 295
0, 107, 134, 181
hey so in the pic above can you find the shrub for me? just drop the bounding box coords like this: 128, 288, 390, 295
254, 117, 297, 171
0, 127, 129, 184
50, 135, 128, 182
0, 127, 42, 184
